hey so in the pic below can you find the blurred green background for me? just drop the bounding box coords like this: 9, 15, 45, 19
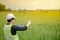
0, 10, 60, 40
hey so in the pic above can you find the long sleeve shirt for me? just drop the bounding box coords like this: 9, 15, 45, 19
11, 25, 27, 35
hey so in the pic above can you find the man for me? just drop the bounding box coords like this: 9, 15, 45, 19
3, 13, 31, 40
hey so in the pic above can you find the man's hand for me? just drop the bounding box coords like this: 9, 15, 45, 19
26, 20, 31, 27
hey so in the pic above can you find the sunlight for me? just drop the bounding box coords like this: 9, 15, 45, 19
33, 1, 40, 5
32, 0, 40, 10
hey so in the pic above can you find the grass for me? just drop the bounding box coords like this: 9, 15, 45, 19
0, 11, 60, 40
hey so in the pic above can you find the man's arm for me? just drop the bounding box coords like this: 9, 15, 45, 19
11, 25, 27, 35
12, 25, 27, 31
12, 20, 31, 31
11, 20, 31, 35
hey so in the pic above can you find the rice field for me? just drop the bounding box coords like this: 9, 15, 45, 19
0, 10, 60, 40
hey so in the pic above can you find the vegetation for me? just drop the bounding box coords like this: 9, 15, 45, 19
0, 10, 60, 40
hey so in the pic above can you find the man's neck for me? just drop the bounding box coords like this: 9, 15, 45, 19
7, 22, 12, 25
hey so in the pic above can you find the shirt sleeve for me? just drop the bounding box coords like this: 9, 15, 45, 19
12, 25, 27, 31
11, 25, 27, 35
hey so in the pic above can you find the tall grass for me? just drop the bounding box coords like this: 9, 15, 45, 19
0, 11, 60, 40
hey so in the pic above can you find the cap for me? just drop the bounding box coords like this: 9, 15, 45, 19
6, 13, 16, 20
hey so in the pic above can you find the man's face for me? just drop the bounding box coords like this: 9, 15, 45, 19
11, 20, 15, 24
